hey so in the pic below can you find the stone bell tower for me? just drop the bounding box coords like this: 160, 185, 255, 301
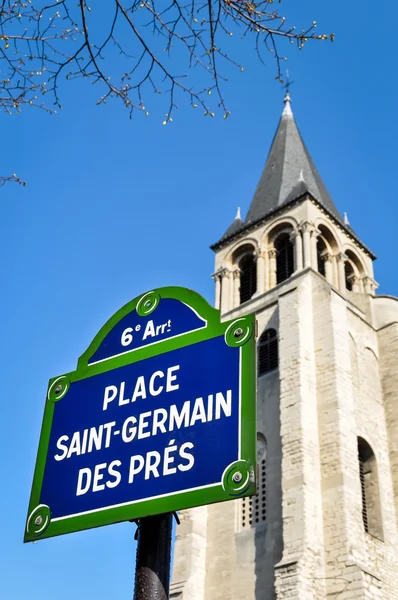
170, 93, 398, 600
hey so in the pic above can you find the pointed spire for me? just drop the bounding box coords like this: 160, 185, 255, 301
344, 212, 350, 225
243, 92, 343, 226
282, 91, 293, 117
235, 206, 241, 220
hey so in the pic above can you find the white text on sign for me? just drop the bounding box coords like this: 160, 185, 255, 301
121, 319, 172, 348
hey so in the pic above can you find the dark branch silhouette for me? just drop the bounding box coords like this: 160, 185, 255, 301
0, 0, 334, 183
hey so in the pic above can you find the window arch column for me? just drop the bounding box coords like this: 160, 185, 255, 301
255, 249, 266, 295
322, 251, 334, 284
363, 276, 377, 295
290, 228, 303, 272
232, 268, 241, 307
212, 270, 222, 309
311, 227, 321, 268
268, 248, 277, 288
220, 267, 231, 312
300, 221, 313, 268
336, 252, 347, 291
348, 274, 361, 293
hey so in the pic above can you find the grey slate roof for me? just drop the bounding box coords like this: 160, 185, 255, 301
218, 211, 243, 244
244, 94, 343, 226
211, 95, 376, 259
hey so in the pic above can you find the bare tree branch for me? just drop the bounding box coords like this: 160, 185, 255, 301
0, 0, 334, 182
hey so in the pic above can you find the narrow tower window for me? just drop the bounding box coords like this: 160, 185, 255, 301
239, 253, 257, 304
357, 437, 383, 540
275, 233, 294, 284
258, 328, 278, 375
316, 238, 327, 277
241, 435, 267, 530
345, 261, 354, 291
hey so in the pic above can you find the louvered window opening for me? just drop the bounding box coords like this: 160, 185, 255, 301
317, 243, 326, 277
359, 457, 369, 533
275, 234, 294, 284
345, 262, 353, 291
258, 329, 278, 375
241, 459, 266, 530
240, 254, 257, 304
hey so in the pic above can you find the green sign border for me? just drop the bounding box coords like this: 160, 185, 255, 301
24, 287, 256, 542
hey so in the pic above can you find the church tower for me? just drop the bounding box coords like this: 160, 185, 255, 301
170, 93, 398, 600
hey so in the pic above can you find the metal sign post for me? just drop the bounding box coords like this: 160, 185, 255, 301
133, 514, 173, 600
24, 286, 256, 597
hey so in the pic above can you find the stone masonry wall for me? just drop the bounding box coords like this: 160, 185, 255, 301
275, 273, 326, 600
349, 306, 398, 600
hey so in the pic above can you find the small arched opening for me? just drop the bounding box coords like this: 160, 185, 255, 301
345, 260, 355, 291
358, 437, 383, 540
274, 233, 294, 284
316, 237, 327, 277
239, 253, 257, 304
258, 328, 278, 375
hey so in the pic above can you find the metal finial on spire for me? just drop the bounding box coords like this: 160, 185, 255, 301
282, 70, 294, 116
344, 212, 350, 225
235, 207, 241, 220
282, 70, 295, 94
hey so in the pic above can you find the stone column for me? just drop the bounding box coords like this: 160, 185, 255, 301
290, 228, 303, 272
363, 276, 378, 295
336, 253, 347, 292
301, 221, 313, 268
348, 275, 361, 293
212, 271, 222, 309
269, 248, 277, 288
323, 252, 334, 285
264, 249, 270, 291
255, 249, 266, 295
232, 268, 241, 307
220, 268, 231, 313
311, 227, 321, 269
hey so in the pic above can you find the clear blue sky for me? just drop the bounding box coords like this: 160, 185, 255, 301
1, 0, 397, 598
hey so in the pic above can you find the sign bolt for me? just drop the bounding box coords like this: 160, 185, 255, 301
232, 472, 242, 483
55, 385, 62, 394
35, 516, 43, 526
234, 328, 244, 338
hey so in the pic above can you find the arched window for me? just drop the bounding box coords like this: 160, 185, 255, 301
275, 233, 294, 284
358, 437, 383, 539
345, 261, 355, 291
241, 434, 266, 530
258, 328, 278, 375
317, 238, 327, 277
239, 253, 257, 304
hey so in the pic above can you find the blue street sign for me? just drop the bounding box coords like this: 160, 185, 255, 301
25, 287, 256, 541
